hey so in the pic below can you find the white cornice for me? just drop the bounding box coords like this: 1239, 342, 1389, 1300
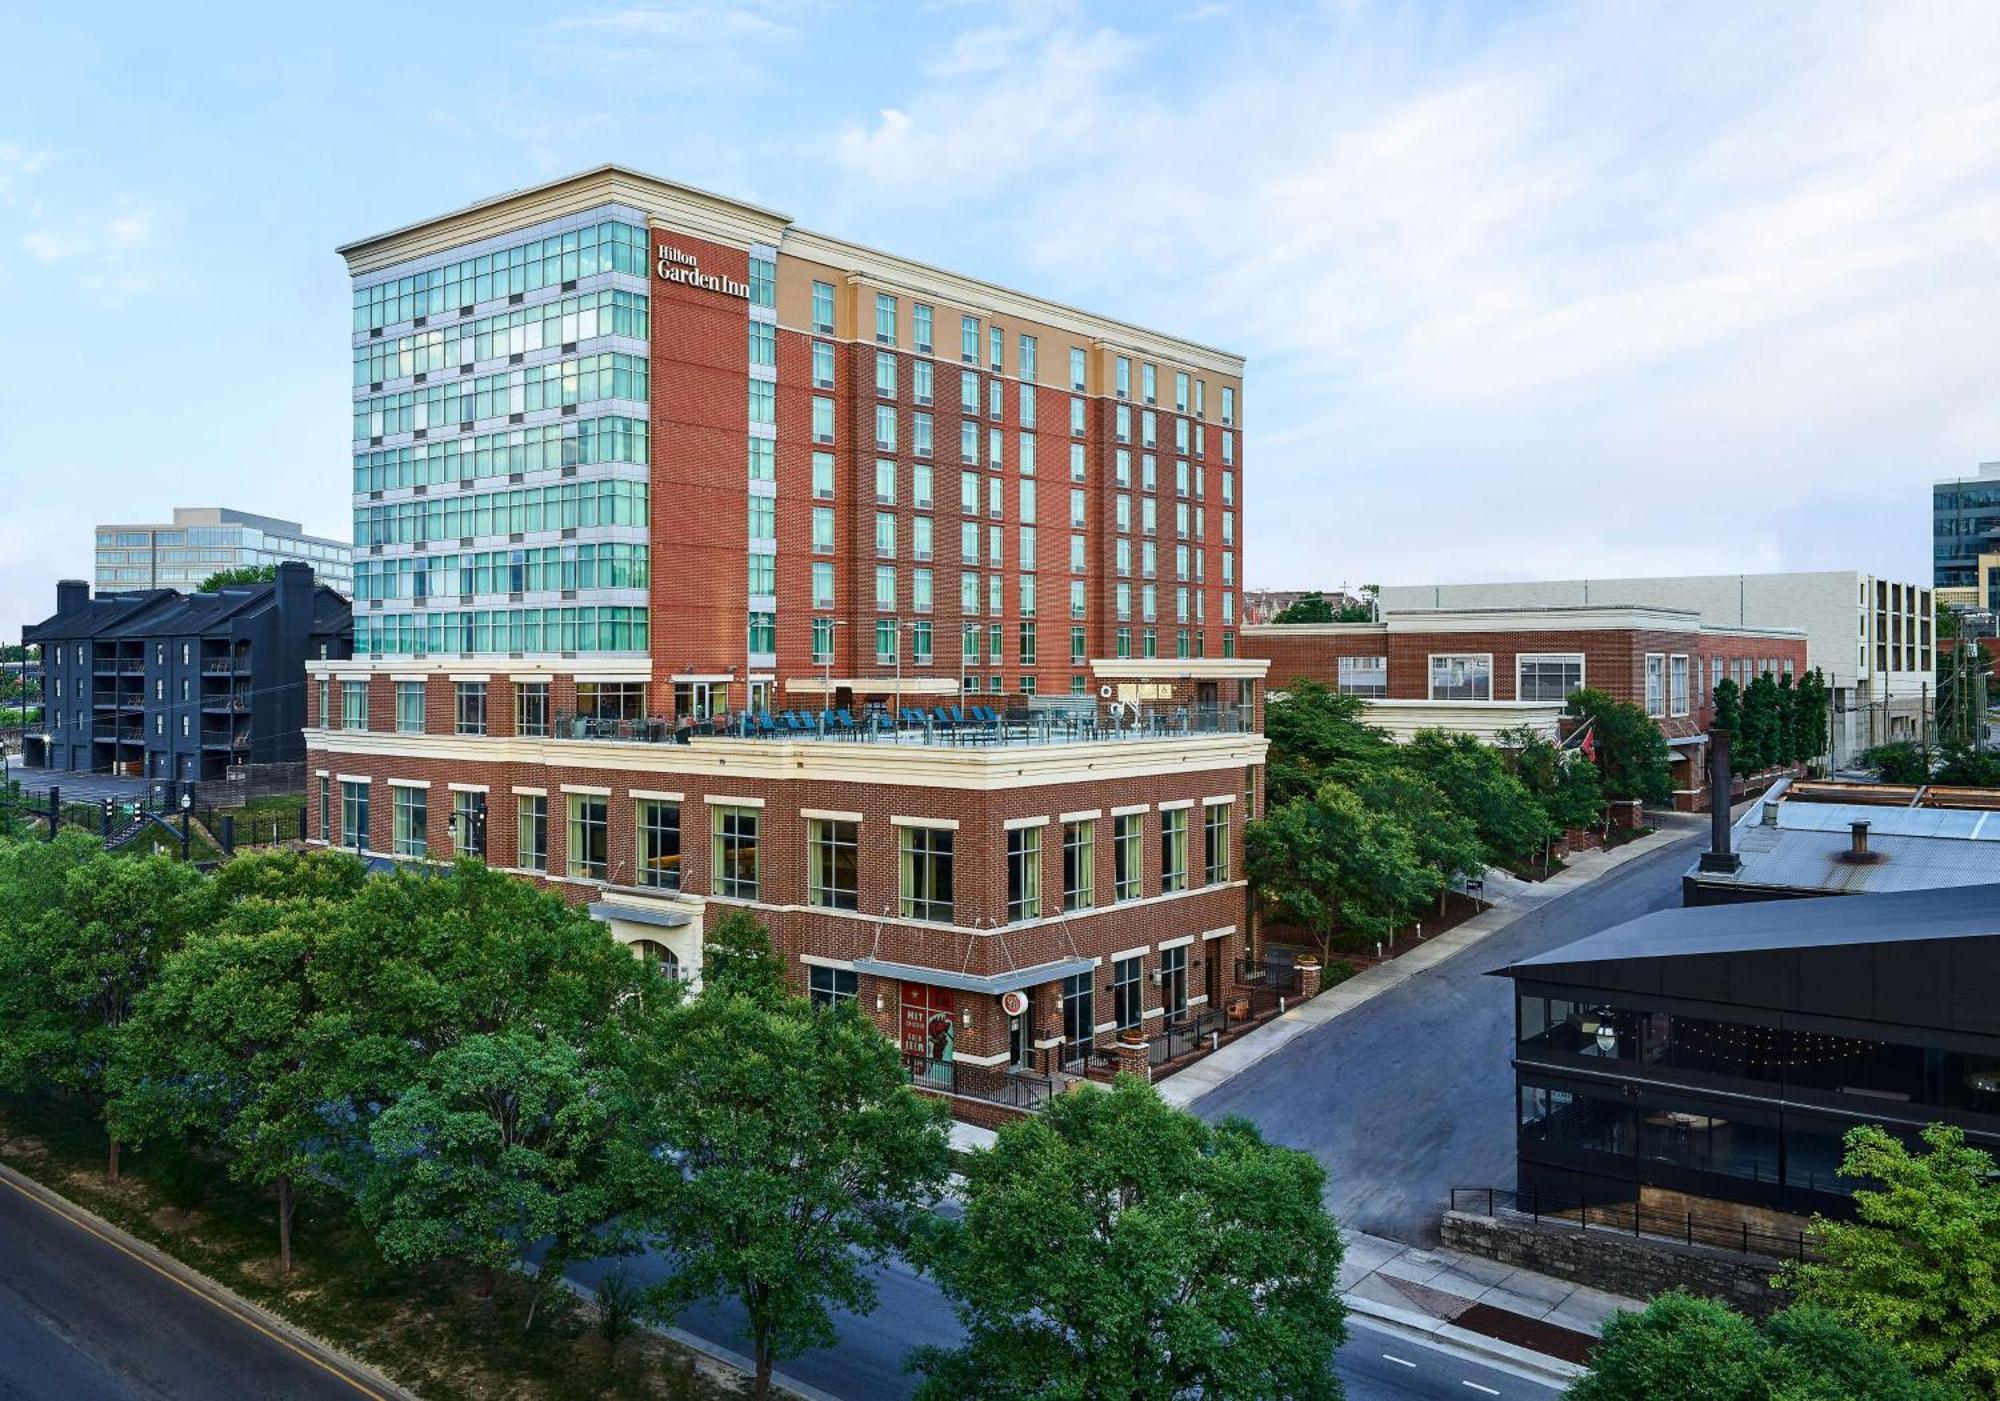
1090, 658, 1270, 680
305, 728, 1268, 792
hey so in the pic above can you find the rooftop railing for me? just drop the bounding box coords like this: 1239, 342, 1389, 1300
544, 704, 1254, 748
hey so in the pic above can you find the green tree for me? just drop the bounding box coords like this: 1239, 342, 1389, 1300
1246, 785, 1438, 959
197, 563, 278, 592
110, 907, 342, 1271
363, 1029, 646, 1328
632, 995, 950, 1400
1566, 688, 1673, 806
1497, 727, 1605, 831
1567, 1290, 1951, 1401
1794, 668, 1833, 769
1932, 739, 2000, 787
1270, 592, 1335, 624
1712, 676, 1743, 739
1397, 729, 1555, 866
913, 1076, 1346, 1400
1261, 679, 1394, 807
1354, 767, 1488, 906
1736, 673, 1782, 773
210, 845, 369, 906
1779, 1123, 2000, 1395
312, 860, 662, 1109
699, 906, 787, 1003
1861, 740, 1930, 785
0, 846, 211, 1177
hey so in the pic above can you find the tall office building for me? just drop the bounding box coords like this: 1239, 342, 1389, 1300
312, 167, 1268, 1097
1933, 460, 2000, 607
96, 507, 353, 596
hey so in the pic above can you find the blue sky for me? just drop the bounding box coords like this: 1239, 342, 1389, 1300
3, 0, 1997, 635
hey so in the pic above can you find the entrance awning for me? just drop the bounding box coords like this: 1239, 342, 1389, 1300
851, 955, 1095, 995
588, 900, 693, 930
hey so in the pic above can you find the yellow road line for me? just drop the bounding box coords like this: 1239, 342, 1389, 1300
0, 1172, 390, 1400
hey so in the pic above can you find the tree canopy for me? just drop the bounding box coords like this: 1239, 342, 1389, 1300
913, 1076, 1347, 1400
1567, 1291, 1953, 1401
1778, 1123, 2000, 1396
1566, 687, 1673, 805
632, 982, 950, 1399
197, 563, 279, 591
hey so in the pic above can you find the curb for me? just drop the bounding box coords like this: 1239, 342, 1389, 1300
1344, 1296, 1589, 1386
548, 1270, 836, 1401
1157, 819, 1699, 1107
0, 1160, 414, 1400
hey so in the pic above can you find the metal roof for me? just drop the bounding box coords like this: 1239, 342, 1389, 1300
851, 955, 1097, 995
1505, 882, 2000, 970
1686, 778, 2000, 894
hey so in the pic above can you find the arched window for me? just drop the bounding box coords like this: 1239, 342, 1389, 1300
631, 938, 682, 980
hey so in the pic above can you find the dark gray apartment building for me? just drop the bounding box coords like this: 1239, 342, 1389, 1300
23, 562, 351, 783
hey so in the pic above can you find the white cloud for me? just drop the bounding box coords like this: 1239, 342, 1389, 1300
827, 0, 2000, 587
0, 144, 50, 204
540, 2, 803, 88
17, 200, 162, 303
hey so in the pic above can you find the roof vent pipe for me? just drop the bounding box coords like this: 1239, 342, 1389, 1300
1850, 820, 1870, 857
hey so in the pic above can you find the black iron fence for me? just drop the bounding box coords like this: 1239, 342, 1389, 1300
1234, 957, 1303, 996
1449, 1185, 1821, 1262
904, 1055, 1055, 1110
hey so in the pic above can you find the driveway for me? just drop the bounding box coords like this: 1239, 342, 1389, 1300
1187, 827, 1701, 1244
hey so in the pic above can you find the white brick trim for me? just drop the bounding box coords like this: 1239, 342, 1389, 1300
892, 814, 958, 830
798, 954, 857, 970
706, 794, 766, 809
386, 777, 430, 789
447, 782, 489, 794
448, 673, 490, 683
1158, 798, 1195, 811
335, 773, 372, 785
630, 789, 686, 803
1003, 814, 1050, 830
1202, 924, 1237, 940
800, 808, 863, 823
1110, 802, 1148, 817
512, 785, 547, 797
1202, 793, 1236, 807
560, 784, 612, 797
1156, 934, 1195, 951
1059, 808, 1102, 823
1109, 945, 1149, 964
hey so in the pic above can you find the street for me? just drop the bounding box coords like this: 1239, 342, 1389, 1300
1189, 827, 1702, 1243
0, 1173, 374, 1401
567, 1249, 1563, 1401
556, 843, 1709, 1401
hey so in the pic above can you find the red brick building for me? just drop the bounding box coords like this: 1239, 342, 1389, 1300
1244, 606, 1808, 808
318, 167, 1265, 1099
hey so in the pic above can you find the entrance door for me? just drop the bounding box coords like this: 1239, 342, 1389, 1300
1203, 944, 1221, 1011
1061, 973, 1094, 1069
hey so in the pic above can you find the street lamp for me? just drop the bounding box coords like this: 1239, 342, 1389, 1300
178, 792, 192, 862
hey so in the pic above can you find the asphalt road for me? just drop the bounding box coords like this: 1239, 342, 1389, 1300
570, 1246, 1561, 1401
0, 1174, 372, 1401
1189, 826, 1702, 1243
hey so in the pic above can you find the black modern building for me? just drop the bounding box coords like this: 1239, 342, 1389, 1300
23, 562, 351, 782
1501, 884, 2000, 1219
1933, 462, 2000, 597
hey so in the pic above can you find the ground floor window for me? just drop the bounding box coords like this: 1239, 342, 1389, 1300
1113, 956, 1143, 1030
810, 966, 858, 1011
711, 804, 760, 899
568, 794, 608, 881
452, 789, 486, 858
392, 785, 427, 858
340, 779, 368, 851
517, 794, 547, 872
1159, 944, 1188, 1017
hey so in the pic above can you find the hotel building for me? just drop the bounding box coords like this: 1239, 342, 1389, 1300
310, 166, 1265, 1101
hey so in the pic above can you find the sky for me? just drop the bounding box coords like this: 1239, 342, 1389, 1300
2, 0, 1997, 637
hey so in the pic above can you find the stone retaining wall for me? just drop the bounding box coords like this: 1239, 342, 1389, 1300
1440, 1210, 1793, 1318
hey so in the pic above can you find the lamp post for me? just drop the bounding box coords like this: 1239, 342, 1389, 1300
816, 616, 848, 726
178, 792, 192, 862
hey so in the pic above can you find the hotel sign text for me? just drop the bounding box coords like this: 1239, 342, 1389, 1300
656, 244, 749, 299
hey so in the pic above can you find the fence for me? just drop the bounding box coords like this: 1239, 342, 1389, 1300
903, 1055, 1056, 1110
1449, 1185, 1820, 1262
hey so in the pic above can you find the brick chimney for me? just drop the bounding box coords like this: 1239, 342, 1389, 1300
55, 579, 89, 616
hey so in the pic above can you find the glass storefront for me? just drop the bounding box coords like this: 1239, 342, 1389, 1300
1519, 991, 2000, 1116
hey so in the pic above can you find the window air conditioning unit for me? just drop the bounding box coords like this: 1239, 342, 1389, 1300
1149, 970, 1164, 987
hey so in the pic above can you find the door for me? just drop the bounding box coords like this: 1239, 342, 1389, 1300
1061, 973, 1094, 1069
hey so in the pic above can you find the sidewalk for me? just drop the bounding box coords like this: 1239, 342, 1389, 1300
1156, 817, 1699, 1108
